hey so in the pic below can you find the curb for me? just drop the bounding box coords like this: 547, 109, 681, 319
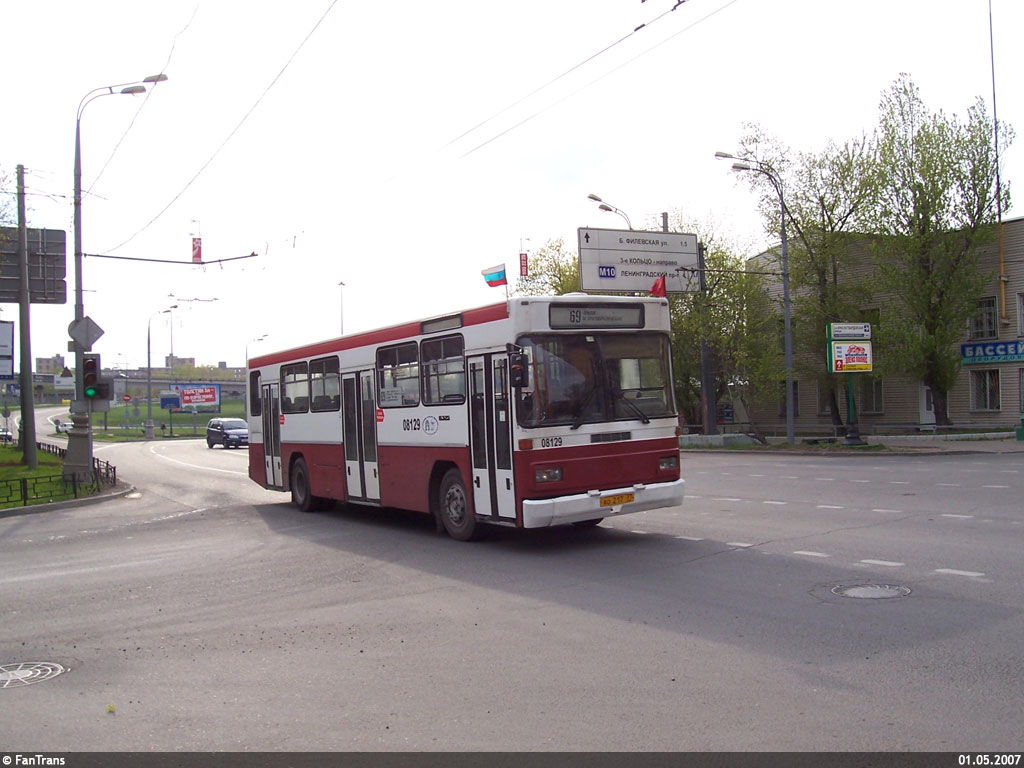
0, 481, 138, 520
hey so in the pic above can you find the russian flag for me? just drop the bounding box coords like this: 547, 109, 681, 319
481, 264, 507, 287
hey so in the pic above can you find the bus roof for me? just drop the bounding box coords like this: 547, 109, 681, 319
247, 294, 669, 368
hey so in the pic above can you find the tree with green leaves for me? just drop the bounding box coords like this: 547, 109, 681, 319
868, 74, 1012, 425
663, 214, 782, 439
513, 237, 580, 296
735, 128, 878, 430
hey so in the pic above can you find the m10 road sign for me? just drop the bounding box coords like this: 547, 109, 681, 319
578, 227, 699, 294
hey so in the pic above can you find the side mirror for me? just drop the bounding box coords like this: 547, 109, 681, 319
509, 352, 527, 388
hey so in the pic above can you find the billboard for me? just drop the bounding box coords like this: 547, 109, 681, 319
175, 384, 221, 409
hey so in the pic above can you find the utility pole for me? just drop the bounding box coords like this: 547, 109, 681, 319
696, 242, 717, 436
16, 165, 37, 468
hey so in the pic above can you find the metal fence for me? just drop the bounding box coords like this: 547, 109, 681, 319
0, 442, 117, 510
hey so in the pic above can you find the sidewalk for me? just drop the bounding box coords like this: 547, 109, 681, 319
680, 432, 1024, 453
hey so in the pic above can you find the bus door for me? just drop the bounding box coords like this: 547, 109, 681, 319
468, 354, 516, 522
261, 382, 283, 489
342, 371, 380, 504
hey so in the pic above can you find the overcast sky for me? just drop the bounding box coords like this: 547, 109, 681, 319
3, 0, 1021, 371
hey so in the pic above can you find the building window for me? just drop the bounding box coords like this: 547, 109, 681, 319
970, 369, 1000, 411
1017, 293, 1024, 337
816, 382, 832, 416
969, 297, 997, 341
859, 376, 884, 414
778, 380, 799, 418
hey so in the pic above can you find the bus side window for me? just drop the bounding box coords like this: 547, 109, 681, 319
421, 334, 465, 405
377, 342, 420, 408
249, 370, 261, 416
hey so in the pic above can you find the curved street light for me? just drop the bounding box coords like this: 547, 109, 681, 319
715, 150, 794, 444
145, 304, 178, 440
66, 73, 169, 476
587, 193, 633, 229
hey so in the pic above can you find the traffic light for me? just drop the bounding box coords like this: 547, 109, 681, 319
82, 353, 101, 398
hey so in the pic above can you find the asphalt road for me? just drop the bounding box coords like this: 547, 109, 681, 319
1, 424, 1021, 751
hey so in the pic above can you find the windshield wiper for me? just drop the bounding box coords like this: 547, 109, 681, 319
570, 382, 600, 430
614, 390, 650, 424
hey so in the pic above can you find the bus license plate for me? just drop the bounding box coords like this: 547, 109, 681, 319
600, 493, 634, 507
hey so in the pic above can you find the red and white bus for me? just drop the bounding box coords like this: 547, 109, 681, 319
246, 294, 684, 540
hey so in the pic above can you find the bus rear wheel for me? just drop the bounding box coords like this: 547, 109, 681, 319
290, 458, 316, 513
438, 468, 478, 541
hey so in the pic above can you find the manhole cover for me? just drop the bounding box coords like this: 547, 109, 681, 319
0, 662, 66, 688
832, 584, 911, 599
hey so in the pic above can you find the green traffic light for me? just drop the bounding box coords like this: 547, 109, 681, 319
85, 386, 97, 398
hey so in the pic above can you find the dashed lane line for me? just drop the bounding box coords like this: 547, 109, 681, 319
860, 559, 905, 567
935, 568, 986, 578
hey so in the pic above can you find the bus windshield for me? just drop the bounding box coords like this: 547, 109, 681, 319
514, 332, 676, 428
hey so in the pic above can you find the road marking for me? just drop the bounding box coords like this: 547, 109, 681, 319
749, 474, 766, 477
147, 444, 248, 475
676, 535, 704, 541
816, 504, 843, 509
630, 530, 648, 535
860, 559, 904, 567
936, 483, 960, 487
714, 497, 743, 502
982, 485, 1010, 489
941, 513, 974, 519
873, 508, 902, 513
793, 550, 830, 558
850, 479, 870, 483
889, 481, 910, 485
727, 542, 754, 548
935, 568, 985, 578
763, 500, 787, 505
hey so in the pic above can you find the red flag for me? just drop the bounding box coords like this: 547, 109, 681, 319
650, 274, 667, 297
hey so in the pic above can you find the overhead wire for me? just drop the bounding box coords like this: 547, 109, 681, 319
86, 4, 201, 196
458, 0, 740, 159
445, 0, 692, 150
101, 0, 340, 255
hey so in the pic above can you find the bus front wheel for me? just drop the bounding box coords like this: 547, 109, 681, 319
439, 468, 478, 541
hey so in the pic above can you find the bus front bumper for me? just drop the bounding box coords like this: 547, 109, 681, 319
521, 478, 685, 528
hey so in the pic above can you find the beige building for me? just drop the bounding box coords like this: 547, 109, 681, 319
742, 216, 1024, 434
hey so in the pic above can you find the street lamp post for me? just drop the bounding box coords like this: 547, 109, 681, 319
587, 193, 633, 229
338, 281, 346, 335
716, 151, 795, 444
65, 73, 168, 478
146, 305, 177, 440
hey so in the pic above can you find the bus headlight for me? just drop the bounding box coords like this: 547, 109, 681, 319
535, 467, 563, 483
659, 455, 679, 471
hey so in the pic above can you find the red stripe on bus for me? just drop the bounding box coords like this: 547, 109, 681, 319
249, 301, 509, 368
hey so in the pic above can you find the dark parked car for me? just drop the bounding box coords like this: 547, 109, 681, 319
206, 418, 248, 449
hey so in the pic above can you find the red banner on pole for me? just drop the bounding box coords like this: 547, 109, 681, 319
520, 252, 528, 277
192, 237, 202, 264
